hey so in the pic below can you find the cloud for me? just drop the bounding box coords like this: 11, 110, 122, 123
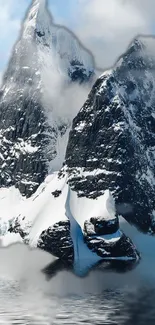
0, 72, 3, 87
41, 66, 91, 170
0, 0, 155, 74
0, 0, 24, 48
0, 1, 20, 39
74, 0, 154, 69
1, 0, 155, 76
0, 0, 30, 74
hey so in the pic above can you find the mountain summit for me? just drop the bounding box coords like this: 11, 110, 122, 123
65, 35, 155, 233
22, 0, 50, 41
0, 0, 94, 197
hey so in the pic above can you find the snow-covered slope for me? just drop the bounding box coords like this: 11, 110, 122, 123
0, 0, 94, 197
0, 172, 139, 276
65, 36, 155, 233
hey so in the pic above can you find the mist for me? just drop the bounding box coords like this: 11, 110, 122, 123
72, 0, 155, 69
0, 216, 155, 298
41, 66, 92, 127
0, 219, 154, 325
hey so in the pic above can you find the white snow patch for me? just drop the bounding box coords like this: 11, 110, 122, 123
151, 112, 155, 119
75, 121, 86, 132
0, 187, 25, 222
28, 175, 69, 247
95, 229, 122, 243
13, 140, 39, 154
49, 128, 71, 172
0, 233, 23, 247
113, 122, 124, 132
69, 189, 116, 230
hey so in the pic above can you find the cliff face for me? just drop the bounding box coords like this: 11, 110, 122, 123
0, 0, 94, 197
65, 37, 155, 233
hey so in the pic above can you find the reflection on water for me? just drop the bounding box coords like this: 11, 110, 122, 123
42, 258, 139, 281
0, 278, 155, 325
0, 243, 154, 325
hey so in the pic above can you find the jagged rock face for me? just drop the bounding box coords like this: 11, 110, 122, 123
81, 200, 138, 261
0, 89, 52, 196
65, 37, 155, 233
0, 0, 94, 197
37, 220, 74, 262
84, 217, 119, 236
84, 233, 138, 260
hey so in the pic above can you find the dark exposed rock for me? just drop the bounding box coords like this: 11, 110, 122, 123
0, 0, 94, 197
8, 218, 27, 240
84, 217, 119, 236
84, 233, 139, 260
68, 59, 94, 84
65, 36, 155, 233
51, 190, 62, 198
0, 89, 52, 197
37, 220, 74, 262
36, 30, 45, 37
82, 213, 139, 261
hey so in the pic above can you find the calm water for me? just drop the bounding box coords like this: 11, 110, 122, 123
0, 243, 154, 325
0, 277, 154, 324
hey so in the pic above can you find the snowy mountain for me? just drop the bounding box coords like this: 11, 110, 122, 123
65, 36, 155, 233
0, 0, 94, 197
0, 1, 143, 275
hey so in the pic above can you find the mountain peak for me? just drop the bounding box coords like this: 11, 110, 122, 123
23, 0, 50, 39
30, 0, 47, 14
115, 35, 155, 72
127, 35, 155, 56
65, 33, 155, 233
32, 0, 46, 5
0, 0, 94, 197
31, 0, 48, 16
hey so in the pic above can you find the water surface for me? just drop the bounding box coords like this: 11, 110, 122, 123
0, 243, 154, 325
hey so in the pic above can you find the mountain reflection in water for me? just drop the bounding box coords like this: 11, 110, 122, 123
0, 216, 155, 325
0, 272, 154, 325
42, 257, 139, 280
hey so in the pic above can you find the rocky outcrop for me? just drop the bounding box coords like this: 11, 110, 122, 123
82, 203, 138, 261
84, 217, 119, 236
37, 220, 74, 261
85, 232, 138, 260
6, 174, 139, 273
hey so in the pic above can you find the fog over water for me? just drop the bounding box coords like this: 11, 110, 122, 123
0, 216, 155, 325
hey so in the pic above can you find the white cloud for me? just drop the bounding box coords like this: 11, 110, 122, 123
0, 0, 155, 77
0, 1, 20, 40
74, 0, 154, 69
0, 0, 30, 79
0, 71, 3, 87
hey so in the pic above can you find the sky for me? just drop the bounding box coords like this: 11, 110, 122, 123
0, 0, 155, 82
